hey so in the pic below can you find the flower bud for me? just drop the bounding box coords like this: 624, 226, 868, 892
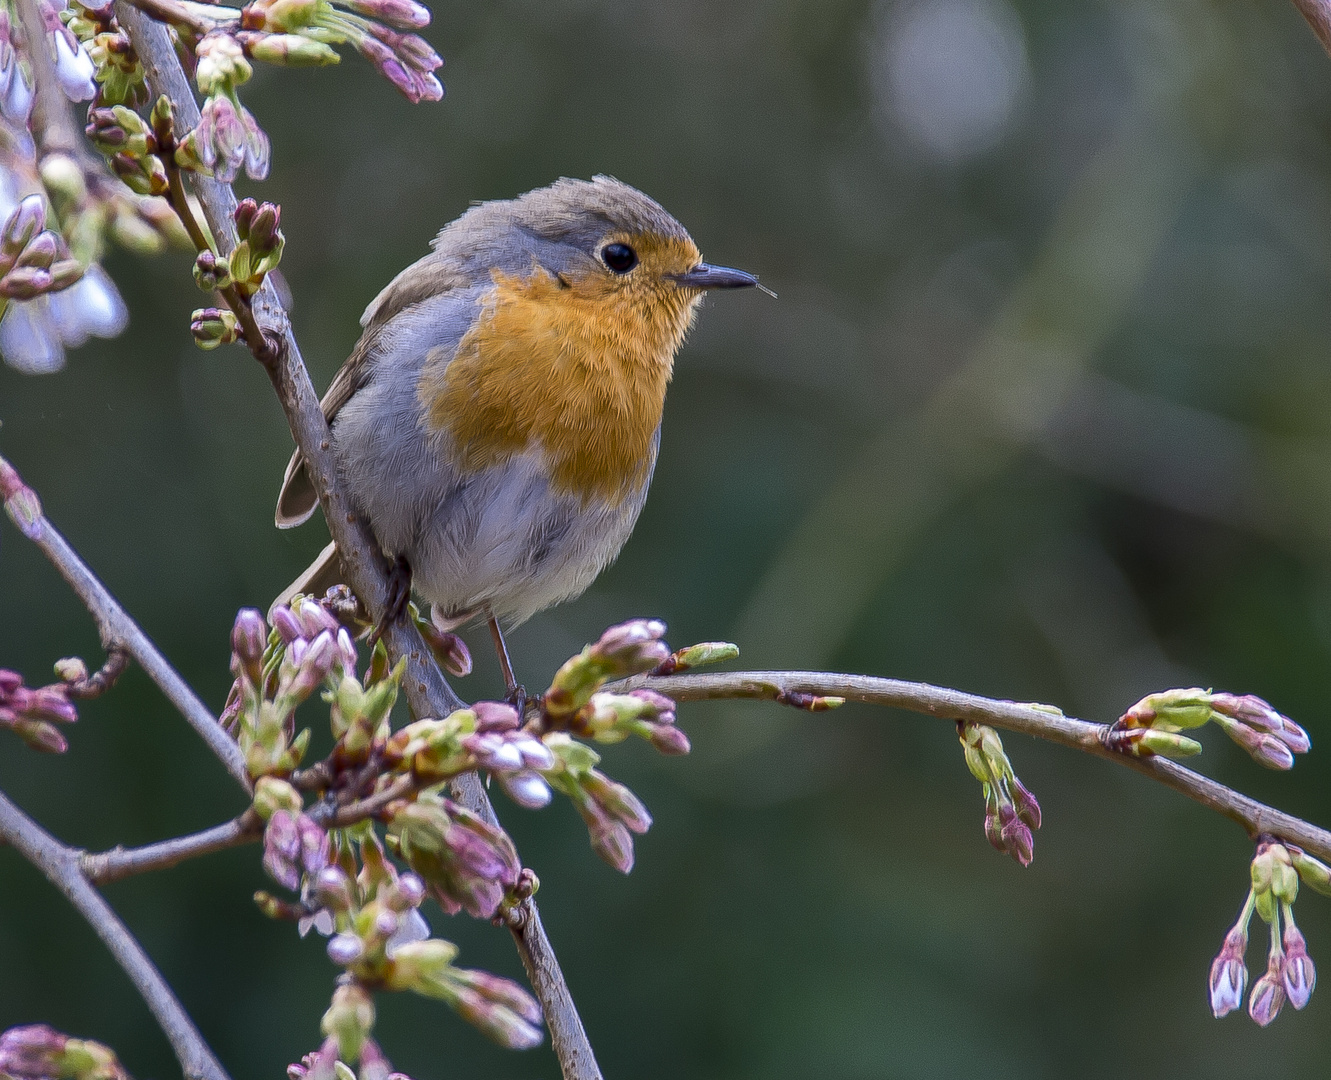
253, 775, 302, 819
651, 640, 739, 675
1249, 959, 1287, 1027
314, 866, 356, 912
1283, 922, 1316, 1010
498, 770, 553, 809
327, 933, 364, 966
53, 657, 88, 684
254, 889, 303, 920
1209, 924, 1248, 1017
244, 31, 342, 66
297, 814, 330, 874
232, 607, 267, 688
194, 249, 233, 291
190, 306, 241, 349
418, 619, 472, 677
263, 809, 302, 890
1291, 849, 1331, 897
322, 982, 375, 1062
471, 700, 519, 732
0, 1024, 67, 1077
340, 0, 430, 30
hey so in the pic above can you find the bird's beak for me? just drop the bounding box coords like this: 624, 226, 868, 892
670, 263, 759, 290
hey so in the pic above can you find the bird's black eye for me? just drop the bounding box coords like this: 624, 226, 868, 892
601, 243, 638, 273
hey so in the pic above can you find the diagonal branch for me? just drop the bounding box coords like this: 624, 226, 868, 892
619, 670, 1331, 861
0, 454, 250, 790
113, 10, 603, 1075
0, 790, 231, 1080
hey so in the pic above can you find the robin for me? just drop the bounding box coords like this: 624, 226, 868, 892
274, 175, 760, 689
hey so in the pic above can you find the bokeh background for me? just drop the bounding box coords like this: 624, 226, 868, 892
5, 0, 1331, 1076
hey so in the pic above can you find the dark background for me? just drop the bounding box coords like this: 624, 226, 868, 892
5, 0, 1331, 1076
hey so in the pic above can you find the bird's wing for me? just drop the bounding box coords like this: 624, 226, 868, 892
274, 259, 471, 528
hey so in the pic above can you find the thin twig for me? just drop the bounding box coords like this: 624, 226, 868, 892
0, 453, 250, 790
0, 790, 231, 1080
81, 811, 262, 884
618, 670, 1331, 862
115, 9, 605, 1076
65, 644, 131, 700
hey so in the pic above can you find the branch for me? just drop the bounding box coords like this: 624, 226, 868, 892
619, 670, 1331, 862
112, 13, 603, 1075
81, 812, 262, 885
0, 790, 231, 1080
0, 454, 250, 790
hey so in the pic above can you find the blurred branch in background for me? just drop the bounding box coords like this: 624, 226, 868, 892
733, 5, 1206, 669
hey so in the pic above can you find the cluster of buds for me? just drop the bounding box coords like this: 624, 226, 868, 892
542, 734, 652, 873
216, 197, 283, 296
62, 0, 144, 106
568, 687, 690, 755
0, 666, 77, 753
222, 601, 360, 778
236, 0, 442, 103
306, 824, 540, 1051
384, 940, 543, 1049
175, 33, 269, 182
541, 618, 673, 724
84, 98, 167, 195
253, 775, 332, 892
189, 305, 241, 349
385, 792, 521, 918
1113, 689, 1310, 770
384, 700, 551, 809
0, 1025, 129, 1080
959, 721, 1041, 867
1210, 839, 1326, 1024
0, 194, 81, 313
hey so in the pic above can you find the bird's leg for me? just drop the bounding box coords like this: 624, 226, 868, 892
486, 610, 527, 713
367, 554, 412, 649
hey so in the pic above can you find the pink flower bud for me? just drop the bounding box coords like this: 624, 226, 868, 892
263, 810, 301, 890
1249, 962, 1287, 1026
0, 1023, 67, 1076
1209, 926, 1248, 1018
499, 770, 553, 809
296, 813, 329, 874
649, 722, 691, 755
327, 932, 364, 966
472, 700, 519, 732
1283, 924, 1316, 1010
272, 605, 302, 644
314, 866, 355, 912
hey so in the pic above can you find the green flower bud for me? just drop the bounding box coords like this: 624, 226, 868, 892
253, 775, 302, 818
245, 32, 341, 66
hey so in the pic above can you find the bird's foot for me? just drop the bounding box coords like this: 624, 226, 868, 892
367, 555, 412, 650
504, 683, 530, 717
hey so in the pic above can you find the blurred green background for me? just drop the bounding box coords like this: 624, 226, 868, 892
6, 0, 1331, 1075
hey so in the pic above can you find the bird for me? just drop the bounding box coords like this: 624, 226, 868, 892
274, 175, 760, 691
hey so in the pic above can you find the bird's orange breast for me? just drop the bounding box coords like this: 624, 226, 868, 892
419, 262, 699, 505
